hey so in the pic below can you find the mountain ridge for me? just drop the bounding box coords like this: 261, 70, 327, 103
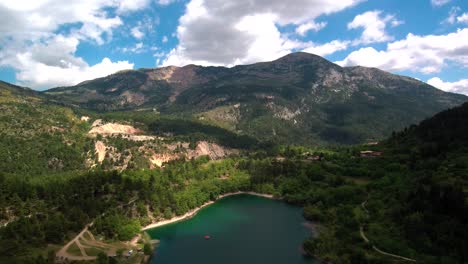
13, 52, 468, 144
44, 52, 463, 108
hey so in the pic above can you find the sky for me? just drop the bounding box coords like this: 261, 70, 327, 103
0, 0, 467, 94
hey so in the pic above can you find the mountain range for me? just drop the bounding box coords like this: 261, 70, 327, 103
43, 52, 467, 145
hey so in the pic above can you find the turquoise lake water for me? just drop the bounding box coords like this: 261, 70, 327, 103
146, 194, 317, 264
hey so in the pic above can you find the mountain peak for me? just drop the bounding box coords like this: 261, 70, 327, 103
273, 52, 330, 64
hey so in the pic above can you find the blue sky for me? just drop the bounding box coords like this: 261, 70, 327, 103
0, 0, 467, 94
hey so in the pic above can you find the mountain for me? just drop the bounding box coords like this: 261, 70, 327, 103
0, 81, 90, 176
45, 52, 467, 145
0, 80, 42, 102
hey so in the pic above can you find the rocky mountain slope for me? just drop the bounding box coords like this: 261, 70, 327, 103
45, 52, 467, 145
0, 82, 236, 176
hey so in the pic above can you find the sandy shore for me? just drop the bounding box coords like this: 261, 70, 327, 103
141, 191, 275, 231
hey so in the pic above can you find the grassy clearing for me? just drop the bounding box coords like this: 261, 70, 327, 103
84, 247, 103, 257
82, 231, 92, 240
66, 242, 82, 256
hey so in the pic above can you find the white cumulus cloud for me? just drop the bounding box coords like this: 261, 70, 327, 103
336, 28, 468, 74
443, 7, 468, 25
162, 0, 364, 66
458, 12, 468, 24
117, 0, 151, 13
158, 0, 177, 5
131, 27, 145, 39
120, 42, 146, 54
348, 10, 403, 44
1, 34, 133, 89
431, 0, 451, 7
0, 0, 149, 89
0, 0, 130, 41
427, 77, 468, 95
296, 21, 327, 36
303, 40, 350, 56
16, 57, 133, 89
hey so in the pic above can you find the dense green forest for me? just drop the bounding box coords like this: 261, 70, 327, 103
2, 140, 467, 264
0, 84, 92, 176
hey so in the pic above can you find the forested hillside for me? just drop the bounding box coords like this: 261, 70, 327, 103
0, 81, 92, 176
238, 102, 468, 263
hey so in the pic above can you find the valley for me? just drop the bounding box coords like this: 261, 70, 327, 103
0, 53, 467, 264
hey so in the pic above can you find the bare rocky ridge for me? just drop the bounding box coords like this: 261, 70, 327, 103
149, 153, 179, 168
189, 141, 234, 160
145, 65, 211, 102
45, 52, 465, 112
89, 121, 142, 135
94, 141, 107, 163
86, 119, 236, 169
147, 141, 237, 168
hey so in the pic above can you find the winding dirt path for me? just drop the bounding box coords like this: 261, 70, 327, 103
56, 226, 96, 262
75, 237, 88, 257
56, 197, 139, 262
359, 199, 417, 262
130, 234, 141, 247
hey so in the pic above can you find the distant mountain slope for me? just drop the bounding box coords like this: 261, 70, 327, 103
0, 81, 42, 103
44, 52, 468, 145
0, 81, 91, 176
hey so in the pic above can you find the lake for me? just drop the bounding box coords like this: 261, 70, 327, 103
146, 194, 317, 264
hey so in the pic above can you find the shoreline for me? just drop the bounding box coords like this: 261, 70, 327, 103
141, 191, 276, 231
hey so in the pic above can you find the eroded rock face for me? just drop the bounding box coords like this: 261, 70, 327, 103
149, 153, 180, 168
147, 141, 238, 168
266, 102, 301, 121
188, 141, 233, 160
120, 91, 145, 106
146, 66, 177, 81
147, 65, 211, 102
95, 141, 107, 163
92, 119, 103, 127
121, 135, 158, 141
89, 123, 142, 135
89, 123, 240, 168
